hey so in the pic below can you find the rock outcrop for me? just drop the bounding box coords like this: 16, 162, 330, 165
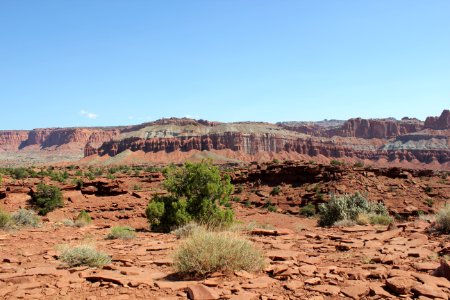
0, 131, 29, 150
425, 109, 450, 130
0, 110, 449, 167
279, 117, 424, 139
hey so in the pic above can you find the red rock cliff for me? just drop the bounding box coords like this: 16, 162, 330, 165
280, 118, 423, 139
425, 110, 450, 130
0, 131, 29, 150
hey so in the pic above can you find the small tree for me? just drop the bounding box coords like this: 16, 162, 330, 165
146, 160, 234, 231
33, 184, 64, 215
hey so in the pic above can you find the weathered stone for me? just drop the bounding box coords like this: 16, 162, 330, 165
186, 284, 219, 300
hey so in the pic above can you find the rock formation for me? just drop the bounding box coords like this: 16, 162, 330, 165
0, 110, 449, 168
425, 109, 450, 130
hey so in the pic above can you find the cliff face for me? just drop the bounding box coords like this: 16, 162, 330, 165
425, 110, 450, 130
0, 128, 119, 153
19, 128, 120, 148
1, 110, 449, 168
279, 118, 423, 139
92, 132, 449, 164
0, 131, 29, 150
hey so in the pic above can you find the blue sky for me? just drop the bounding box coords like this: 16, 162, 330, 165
0, 1, 449, 129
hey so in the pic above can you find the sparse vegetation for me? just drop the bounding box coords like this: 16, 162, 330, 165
433, 205, 450, 234
171, 222, 202, 239
57, 244, 111, 268
106, 174, 116, 180
0, 208, 40, 229
368, 213, 393, 225
354, 161, 364, 168
424, 186, 433, 193
263, 200, 277, 212
32, 183, 64, 215
106, 226, 136, 240
231, 196, 241, 202
75, 210, 92, 227
425, 198, 434, 207
146, 160, 234, 232
0, 209, 12, 229
133, 184, 141, 191
300, 203, 316, 217
11, 209, 40, 227
270, 186, 281, 196
318, 192, 389, 227
330, 159, 344, 166
173, 227, 265, 276
235, 185, 243, 194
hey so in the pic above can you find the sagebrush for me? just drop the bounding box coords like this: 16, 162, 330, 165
106, 226, 136, 240
318, 192, 389, 226
57, 244, 111, 267
173, 227, 265, 275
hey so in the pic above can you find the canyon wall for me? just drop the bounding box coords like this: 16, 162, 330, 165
0, 110, 448, 167
0, 128, 120, 151
279, 118, 424, 139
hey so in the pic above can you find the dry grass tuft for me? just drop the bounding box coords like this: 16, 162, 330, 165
57, 244, 111, 268
173, 227, 265, 276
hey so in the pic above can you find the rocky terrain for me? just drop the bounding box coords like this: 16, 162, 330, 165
0, 161, 450, 299
0, 110, 449, 169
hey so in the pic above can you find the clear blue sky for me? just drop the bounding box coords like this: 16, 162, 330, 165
1, 1, 449, 129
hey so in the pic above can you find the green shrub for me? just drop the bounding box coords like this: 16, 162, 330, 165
267, 204, 277, 212
11, 168, 29, 179
57, 244, 111, 268
72, 178, 84, 189
231, 196, 241, 202
32, 184, 64, 215
318, 192, 389, 227
106, 174, 116, 180
244, 200, 251, 208
106, 226, 136, 240
270, 186, 281, 196
263, 200, 277, 212
330, 159, 343, 166
425, 198, 434, 207
354, 161, 364, 168
50, 171, 69, 183
173, 228, 265, 276
434, 205, 450, 234
300, 203, 316, 217
146, 161, 234, 232
0, 209, 12, 229
11, 209, 40, 227
133, 184, 141, 191
85, 172, 95, 180
75, 210, 92, 227
368, 214, 393, 225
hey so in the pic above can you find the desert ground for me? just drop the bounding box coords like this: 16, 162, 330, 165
1, 161, 450, 300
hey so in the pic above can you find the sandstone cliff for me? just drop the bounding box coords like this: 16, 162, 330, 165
279, 117, 423, 139
425, 109, 450, 130
1, 110, 449, 168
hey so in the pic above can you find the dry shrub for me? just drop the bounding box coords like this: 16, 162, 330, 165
57, 244, 111, 268
173, 227, 265, 276
106, 226, 136, 240
434, 205, 450, 234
